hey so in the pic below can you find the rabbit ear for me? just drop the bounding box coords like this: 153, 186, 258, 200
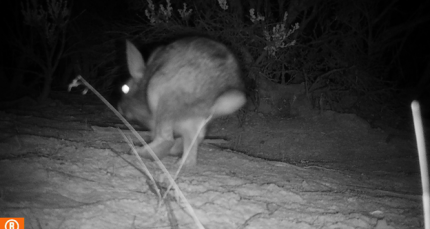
126, 40, 145, 80
212, 89, 246, 117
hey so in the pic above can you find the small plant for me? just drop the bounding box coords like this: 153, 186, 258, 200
19, 0, 71, 101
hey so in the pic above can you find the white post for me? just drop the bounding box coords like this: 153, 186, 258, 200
411, 100, 429, 229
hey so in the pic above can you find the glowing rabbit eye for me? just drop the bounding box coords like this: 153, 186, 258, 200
122, 84, 130, 94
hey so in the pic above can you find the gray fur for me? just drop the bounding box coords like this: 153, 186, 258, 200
118, 37, 246, 167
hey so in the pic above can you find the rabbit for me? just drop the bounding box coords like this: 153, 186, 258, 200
118, 36, 246, 167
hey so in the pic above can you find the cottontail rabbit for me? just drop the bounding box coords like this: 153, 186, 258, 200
118, 37, 246, 167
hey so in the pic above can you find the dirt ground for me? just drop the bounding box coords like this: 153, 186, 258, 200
0, 92, 426, 229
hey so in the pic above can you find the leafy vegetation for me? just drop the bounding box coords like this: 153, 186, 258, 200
3, 0, 429, 122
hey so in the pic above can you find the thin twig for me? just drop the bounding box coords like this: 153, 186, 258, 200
69, 75, 206, 229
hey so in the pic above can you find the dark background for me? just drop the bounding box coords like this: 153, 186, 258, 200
1, 0, 429, 121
